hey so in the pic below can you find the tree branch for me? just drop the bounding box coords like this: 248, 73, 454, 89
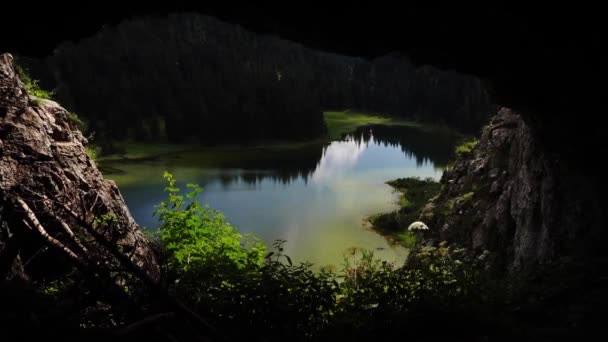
59, 219, 89, 255
16, 197, 85, 267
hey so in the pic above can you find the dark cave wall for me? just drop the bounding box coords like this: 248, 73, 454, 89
0, 5, 604, 272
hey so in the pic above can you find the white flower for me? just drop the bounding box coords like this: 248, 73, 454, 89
408, 221, 429, 232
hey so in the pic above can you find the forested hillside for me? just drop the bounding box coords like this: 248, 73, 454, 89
350, 54, 493, 132
21, 13, 493, 145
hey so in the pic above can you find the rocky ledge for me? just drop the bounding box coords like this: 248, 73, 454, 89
419, 107, 604, 272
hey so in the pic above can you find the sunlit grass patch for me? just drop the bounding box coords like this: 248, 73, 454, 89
323, 111, 422, 140
455, 139, 478, 157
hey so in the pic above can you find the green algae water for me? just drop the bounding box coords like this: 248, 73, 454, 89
102, 125, 458, 269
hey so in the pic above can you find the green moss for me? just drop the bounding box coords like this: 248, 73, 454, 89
441, 191, 475, 216
461, 191, 475, 203
455, 139, 478, 157
445, 198, 456, 212
43, 285, 60, 296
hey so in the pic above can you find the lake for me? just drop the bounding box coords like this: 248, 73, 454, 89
101, 124, 458, 269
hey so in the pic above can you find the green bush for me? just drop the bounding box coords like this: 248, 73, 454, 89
397, 231, 418, 248
69, 111, 91, 133
85, 145, 101, 160
150, 173, 496, 340
155, 172, 266, 271
15, 64, 55, 100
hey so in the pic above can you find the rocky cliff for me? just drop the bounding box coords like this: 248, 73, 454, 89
0, 53, 159, 282
420, 108, 605, 272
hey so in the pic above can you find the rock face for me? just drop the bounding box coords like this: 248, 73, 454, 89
0, 53, 159, 281
421, 107, 604, 272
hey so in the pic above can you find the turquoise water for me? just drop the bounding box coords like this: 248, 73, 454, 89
103, 125, 457, 269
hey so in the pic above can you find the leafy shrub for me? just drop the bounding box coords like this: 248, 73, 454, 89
68, 111, 91, 133
151, 173, 499, 340
85, 145, 101, 160
155, 171, 266, 271
15, 64, 55, 100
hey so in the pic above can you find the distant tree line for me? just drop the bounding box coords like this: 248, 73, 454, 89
21, 13, 494, 144
349, 55, 495, 133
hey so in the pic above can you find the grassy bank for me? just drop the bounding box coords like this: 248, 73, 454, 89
96, 111, 426, 164
368, 177, 441, 248
96, 142, 193, 162
324, 110, 422, 140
